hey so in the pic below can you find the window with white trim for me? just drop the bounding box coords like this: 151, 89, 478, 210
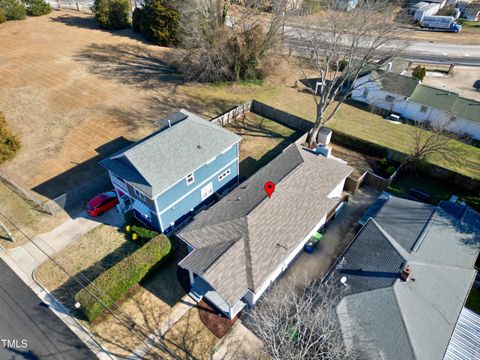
218, 168, 231, 182
420, 105, 428, 113
201, 182, 214, 201
363, 88, 369, 97
186, 173, 195, 185
133, 188, 146, 201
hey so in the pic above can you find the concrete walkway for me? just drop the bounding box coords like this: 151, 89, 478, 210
7, 209, 123, 275
0, 209, 124, 360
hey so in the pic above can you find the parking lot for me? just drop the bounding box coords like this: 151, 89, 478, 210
283, 186, 380, 288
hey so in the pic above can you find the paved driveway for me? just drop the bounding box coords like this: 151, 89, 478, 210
283, 186, 380, 288
0, 259, 96, 360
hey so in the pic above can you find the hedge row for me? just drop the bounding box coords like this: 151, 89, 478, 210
75, 235, 171, 322
0, 112, 20, 165
330, 129, 390, 158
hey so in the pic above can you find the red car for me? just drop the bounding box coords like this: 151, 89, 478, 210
86, 191, 119, 217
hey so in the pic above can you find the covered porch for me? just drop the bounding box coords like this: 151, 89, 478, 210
189, 275, 246, 319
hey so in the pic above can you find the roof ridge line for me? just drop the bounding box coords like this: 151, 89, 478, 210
392, 286, 419, 360
181, 216, 247, 236
371, 218, 411, 260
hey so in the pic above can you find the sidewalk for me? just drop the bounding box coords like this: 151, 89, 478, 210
0, 209, 124, 360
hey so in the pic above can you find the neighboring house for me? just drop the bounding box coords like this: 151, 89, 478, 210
411, 2, 441, 20
326, 194, 480, 360
463, 1, 480, 20
177, 137, 353, 319
352, 73, 480, 140
351, 70, 419, 113
99, 110, 241, 233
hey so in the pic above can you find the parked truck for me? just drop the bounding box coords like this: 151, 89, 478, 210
420, 16, 463, 32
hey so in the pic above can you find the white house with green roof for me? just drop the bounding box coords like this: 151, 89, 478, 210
352, 73, 480, 140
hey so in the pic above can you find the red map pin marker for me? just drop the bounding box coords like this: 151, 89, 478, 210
264, 181, 275, 198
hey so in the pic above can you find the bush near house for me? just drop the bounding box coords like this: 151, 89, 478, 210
75, 235, 171, 322
0, 113, 20, 165
131, 225, 158, 243
92, 0, 131, 30
22, 0, 50, 16
0, 0, 26, 20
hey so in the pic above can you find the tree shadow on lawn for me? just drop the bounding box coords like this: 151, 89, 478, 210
48, 236, 139, 320
106, 91, 241, 129
49, 14, 150, 44
74, 43, 183, 90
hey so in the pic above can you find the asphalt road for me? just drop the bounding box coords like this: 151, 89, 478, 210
0, 259, 96, 360
284, 24, 480, 66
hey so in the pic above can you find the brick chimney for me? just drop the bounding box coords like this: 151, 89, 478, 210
400, 265, 411, 282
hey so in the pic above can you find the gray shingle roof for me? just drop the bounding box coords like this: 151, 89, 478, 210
178, 142, 353, 306
100, 110, 241, 197
329, 196, 480, 360
372, 70, 419, 98
374, 196, 436, 251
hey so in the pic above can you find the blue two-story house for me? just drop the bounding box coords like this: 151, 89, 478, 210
99, 110, 241, 233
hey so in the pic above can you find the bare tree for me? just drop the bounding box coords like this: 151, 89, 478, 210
294, 1, 407, 146
245, 279, 361, 360
404, 119, 470, 169
178, 0, 291, 82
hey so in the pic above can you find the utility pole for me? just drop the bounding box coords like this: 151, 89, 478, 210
0, 219, 15, 243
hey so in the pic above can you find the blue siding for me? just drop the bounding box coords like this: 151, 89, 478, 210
157, 144, 239, 230
134, 209, 162, 232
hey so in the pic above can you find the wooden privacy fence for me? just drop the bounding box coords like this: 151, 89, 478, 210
211, 99, 314, 133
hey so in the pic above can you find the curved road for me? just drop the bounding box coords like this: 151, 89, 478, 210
0, 259, 95, 360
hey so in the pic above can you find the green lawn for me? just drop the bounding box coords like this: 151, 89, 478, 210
458, 19, 480, 28
180, 83, 480, 180
326, 103, 480, 180
225, 113, 303, 178
466, 288, 480, 315
388, 175, 480, 212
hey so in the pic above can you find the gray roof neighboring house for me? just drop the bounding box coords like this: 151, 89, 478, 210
371, 71, 419, 98
178, 139, 353, 307
99, 109, 241, 198
330, 196, 480, 360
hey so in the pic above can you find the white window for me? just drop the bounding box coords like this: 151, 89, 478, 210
186, 173, 195, 185
133, 188, 146, 201
420, 105, 428, 113
385, 95, 395, 103
363, 88, 369, 97
201, 182, 214, 201
218, 168, 231, 182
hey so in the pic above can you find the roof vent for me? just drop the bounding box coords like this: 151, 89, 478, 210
197, 145, 201, 149
400, 265, 411, 282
